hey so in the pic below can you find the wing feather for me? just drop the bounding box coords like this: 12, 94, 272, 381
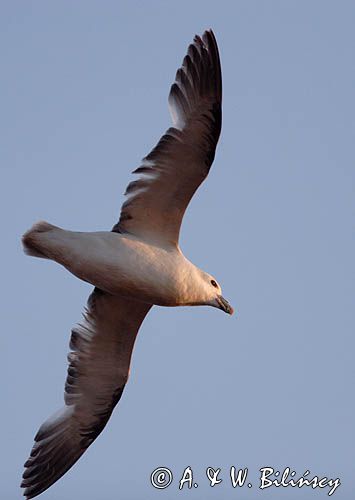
22, 289, 151, 499
113, 29, 222, 245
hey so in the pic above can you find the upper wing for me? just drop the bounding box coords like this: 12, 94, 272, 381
113, 29, 222, 245
22, 289, 152, 499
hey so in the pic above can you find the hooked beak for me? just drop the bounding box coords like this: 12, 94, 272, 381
216, 295, 234, 315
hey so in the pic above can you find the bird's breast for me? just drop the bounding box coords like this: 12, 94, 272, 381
59, 231, 183, 305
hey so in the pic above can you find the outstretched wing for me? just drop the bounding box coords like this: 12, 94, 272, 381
22, 289, 152, 499
113, 29, 222, 245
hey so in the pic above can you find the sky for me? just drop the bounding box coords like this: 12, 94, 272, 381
1, 1, 354, 499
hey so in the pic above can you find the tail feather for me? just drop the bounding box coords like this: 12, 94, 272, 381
22, 221, 58, 259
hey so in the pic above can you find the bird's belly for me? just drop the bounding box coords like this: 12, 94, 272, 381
60, 231, 180, 305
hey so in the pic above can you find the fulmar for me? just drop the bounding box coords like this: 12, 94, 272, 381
21, 29, 233, 499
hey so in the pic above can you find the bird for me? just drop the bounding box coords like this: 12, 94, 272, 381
21, 29, 233, 499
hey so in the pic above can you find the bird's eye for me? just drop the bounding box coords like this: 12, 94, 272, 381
211, 279, 218, 288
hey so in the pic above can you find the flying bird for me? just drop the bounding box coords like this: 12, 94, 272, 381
21, 29, 232, 499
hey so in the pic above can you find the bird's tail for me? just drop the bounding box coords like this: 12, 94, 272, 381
22, 221, 59, 259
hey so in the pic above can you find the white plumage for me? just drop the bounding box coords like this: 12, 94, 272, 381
21, 29, 232, 499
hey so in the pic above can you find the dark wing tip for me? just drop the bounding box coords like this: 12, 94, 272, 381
20, 406, 83, 499
168, 28, 222, 133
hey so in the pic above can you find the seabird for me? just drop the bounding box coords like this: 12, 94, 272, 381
21, 29, 232, 499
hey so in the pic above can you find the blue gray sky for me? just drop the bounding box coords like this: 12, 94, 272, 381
2, 1, 354, 499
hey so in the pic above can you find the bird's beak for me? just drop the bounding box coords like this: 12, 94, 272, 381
216, 295, 234, 315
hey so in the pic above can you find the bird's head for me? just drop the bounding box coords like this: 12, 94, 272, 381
189, 269, 234, 315
206, 274, 234, 315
